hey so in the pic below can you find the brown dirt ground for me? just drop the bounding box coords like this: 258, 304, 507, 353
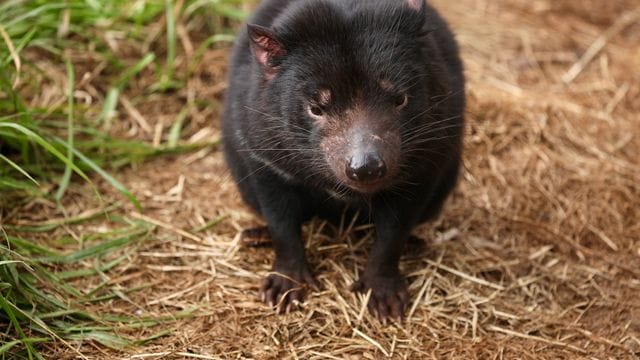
11, 0, 640, 358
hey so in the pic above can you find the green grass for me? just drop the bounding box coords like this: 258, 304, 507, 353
0, 0, 245, 357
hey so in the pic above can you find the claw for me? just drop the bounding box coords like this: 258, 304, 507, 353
259, 267, 316, 315
352, 273, 410, 323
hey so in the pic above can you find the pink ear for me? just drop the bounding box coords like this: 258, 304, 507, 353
247, 24, 286, 76
404, 0, 424, 11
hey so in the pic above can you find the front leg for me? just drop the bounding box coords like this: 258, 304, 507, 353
352, 196, 418, 323
252, 175, 317, 313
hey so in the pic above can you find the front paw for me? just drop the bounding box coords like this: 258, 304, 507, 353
352, 273, 410, 323
260, 264, 318, 314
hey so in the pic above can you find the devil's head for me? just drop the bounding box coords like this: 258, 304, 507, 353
245, 0, 458, 195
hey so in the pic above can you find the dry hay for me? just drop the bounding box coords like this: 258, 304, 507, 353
10, 0, 640, 358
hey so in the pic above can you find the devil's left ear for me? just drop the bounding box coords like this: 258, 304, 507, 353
247, 24, 286, 78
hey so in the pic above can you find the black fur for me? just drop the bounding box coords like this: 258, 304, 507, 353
222, 0, 465, 321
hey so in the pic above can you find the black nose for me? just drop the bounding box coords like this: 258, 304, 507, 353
345, 152, 387, 182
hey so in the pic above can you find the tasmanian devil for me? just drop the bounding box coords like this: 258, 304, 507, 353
222, 0, 465, 322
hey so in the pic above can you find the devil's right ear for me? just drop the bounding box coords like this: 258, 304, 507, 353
404, 0, 426, 12
247, 24, 286, 78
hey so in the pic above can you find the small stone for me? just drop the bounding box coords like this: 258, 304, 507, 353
624, 339, 639, 354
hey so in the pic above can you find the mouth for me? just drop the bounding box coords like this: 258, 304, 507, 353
325, 160, 395, 195
343, 178, 390, 194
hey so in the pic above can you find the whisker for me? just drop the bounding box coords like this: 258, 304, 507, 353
243, 105, 313, 135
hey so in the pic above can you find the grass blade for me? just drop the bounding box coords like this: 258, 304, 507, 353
0, 153, 39, 186
38, 228, 148, 264
0, 122, 90, 182
55, 59, 75, 200
99, 87, 119, 129
158, 0, 177, 90
100, 53, 156, 128
54, 138, 142, 210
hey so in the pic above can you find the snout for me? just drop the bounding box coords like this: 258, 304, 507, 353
345, 152, 387, 183
320, 113, 401, 194
339, 128, 400, 193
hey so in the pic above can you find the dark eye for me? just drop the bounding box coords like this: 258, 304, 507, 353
395, 94, 408, 109
309, 106, 324, 117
